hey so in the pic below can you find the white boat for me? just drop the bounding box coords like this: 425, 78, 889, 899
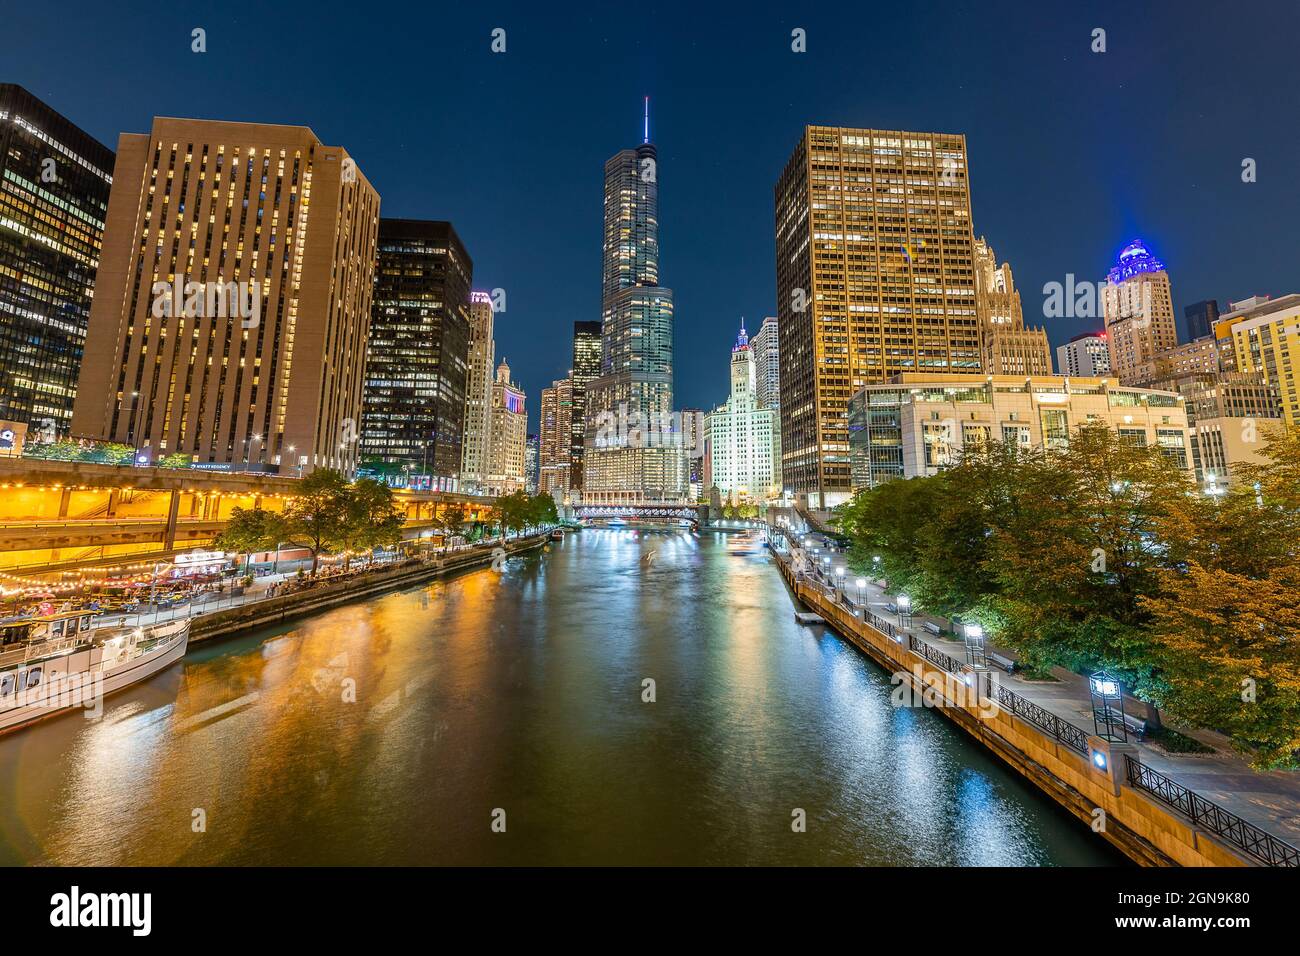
0, 610, 189, 734
727, 530, 766, 554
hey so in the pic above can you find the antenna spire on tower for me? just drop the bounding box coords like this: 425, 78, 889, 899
643, 96, 650, 144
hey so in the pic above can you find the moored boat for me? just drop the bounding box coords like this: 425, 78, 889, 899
0, 610, 189, 734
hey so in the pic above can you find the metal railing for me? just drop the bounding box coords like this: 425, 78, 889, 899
987, 677, 1091, 755
1124, 755, 1299, 867
907, 633, 965, 676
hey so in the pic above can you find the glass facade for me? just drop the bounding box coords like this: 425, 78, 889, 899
361, 219, 472, 486
0, 85, 113, 434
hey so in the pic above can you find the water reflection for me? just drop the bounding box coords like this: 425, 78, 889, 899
0, 529, 1119, 866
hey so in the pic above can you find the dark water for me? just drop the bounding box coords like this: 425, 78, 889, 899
0, 530, 1120, 865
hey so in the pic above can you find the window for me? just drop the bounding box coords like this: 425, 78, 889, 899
1040, 408, 1068, 451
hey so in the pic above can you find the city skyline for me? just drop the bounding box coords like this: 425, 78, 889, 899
6, 2, 1298, 430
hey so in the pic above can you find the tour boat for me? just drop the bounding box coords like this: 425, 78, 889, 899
727, 530, 765, 555
550, 529, 564, 540
0, 610, 190, 734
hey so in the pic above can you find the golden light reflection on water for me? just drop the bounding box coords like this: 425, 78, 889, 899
0, 535, 1120, 866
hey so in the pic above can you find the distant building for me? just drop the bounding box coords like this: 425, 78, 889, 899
1146, 336, 1219, 384
704, 320, 780, 502
72, 117, 380, 476
1184, 299, 1220, 342
752, 316, 781, 410
848, 373, 1192, 489
1214, 294, 1300, 428
975, 237, 1053, 376
678, 408, 706, 500
539, 376, 574, 496
583, 108, 684, 503
461, 291, 496, 493
0, 85, 114, 434
1158, 372, 1284, 490
1057, 332, 1112, 377
525, 433, 540, 494
1102, 239, 1177, 385
484, 359, 527, 495
569, 320, 602, 493
362, 219, 471, 488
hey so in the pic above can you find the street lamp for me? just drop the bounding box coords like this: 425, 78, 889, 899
834, 566, 845, 597
897, 594, 912, 628
855, 577, 866, 606
963, 622, 987, 668
1088, 670, 1128, 742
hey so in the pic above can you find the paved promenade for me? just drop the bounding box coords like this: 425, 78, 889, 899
783, 533, 1300, 851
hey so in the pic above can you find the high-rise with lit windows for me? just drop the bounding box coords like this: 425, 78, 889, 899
583, 105, 685, 503
461, 290, 496, 492
568, 319, 602, 494
72, 117, 380, 475
0, 85, 113, 435
774, 126, 979, 508
361, 219, 471, 488
974, 236, 1053, 376
1102, 239, 1177, 386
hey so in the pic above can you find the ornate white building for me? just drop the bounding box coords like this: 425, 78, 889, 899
703, 321, 780, 502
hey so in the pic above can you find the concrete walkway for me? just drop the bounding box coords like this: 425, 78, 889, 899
782, 535, 1300, 851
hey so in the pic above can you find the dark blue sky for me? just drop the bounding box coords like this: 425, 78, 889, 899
7, 1, 1298, 430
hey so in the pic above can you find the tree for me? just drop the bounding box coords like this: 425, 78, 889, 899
339, 478, 405, 567
280, 469, 351, 574
1141, 431, 1300, 767
528, 493, 558, 529
214, 506, 287, 575
441, 503, 466, 552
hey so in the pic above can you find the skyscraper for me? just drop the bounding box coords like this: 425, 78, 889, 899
461, 290, 496, 492
1102, 239, 1176, 385
703, 320, 780, 502
751, 315, 781, 411
568, 319, 602, 494
1056, 332, 1112, 377
525, 433, 540, 494
1215, 294, 1300, 428
485, 358, 527, 495
0, 85, 113, 436
539, 375, 574, 495
1184, 299, 1220, 342
361, 219, 471, 489
974, 237, 1053, 376
72, 117, 379, 475
774, 126, 979, 507
583, 102, 684, 503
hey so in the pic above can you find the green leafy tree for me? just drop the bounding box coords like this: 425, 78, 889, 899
528, 492, 558, 529
280, 469, 351, 574
339, 478, 405, 567
441, 503, 467, 552
214, 506, 288, 575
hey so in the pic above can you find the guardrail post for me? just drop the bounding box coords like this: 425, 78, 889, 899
1086, 735, 1138, 796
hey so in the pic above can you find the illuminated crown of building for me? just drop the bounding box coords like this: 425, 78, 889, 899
732, 317, 750, 352
1108, 239, 1165, 283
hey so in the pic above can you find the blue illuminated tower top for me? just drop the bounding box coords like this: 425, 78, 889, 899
1108, 239, 1166, 284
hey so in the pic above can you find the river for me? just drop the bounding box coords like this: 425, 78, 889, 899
0, 529, 1119, 865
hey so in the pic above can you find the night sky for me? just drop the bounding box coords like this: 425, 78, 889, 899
6, 0, 1298, 430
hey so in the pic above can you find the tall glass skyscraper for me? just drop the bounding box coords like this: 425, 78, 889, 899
583, 103, 684, 502
0, 85, 113, 435
568, 319, 602, 494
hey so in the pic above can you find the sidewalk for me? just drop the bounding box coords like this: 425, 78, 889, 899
783, 538, 1300, 850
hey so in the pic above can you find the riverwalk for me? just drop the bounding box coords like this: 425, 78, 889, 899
772, 534, 1299, 867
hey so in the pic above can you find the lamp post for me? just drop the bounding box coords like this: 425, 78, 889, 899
834, 565, 845, 600
1088, 670, 1128, 742
963, 623, 988, 668
855, 577, 866, 607
897, 594, 912, 628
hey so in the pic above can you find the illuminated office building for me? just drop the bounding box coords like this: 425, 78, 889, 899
361, 219, 471, 489
1102, 239, 1177, 385
1057, 332, 1112, 378
1215, 293, 1300, 428
539, 375, 574, 495
584, 103, 685, 503
0, 85, 113, 434
72, 117, 379, 475
484, 358, 526, 495
974, 237, 1053, 376
704, 320, 780, 502
774, 126, 979, 507
569, 319, 601, 494
461, 290, 496, 492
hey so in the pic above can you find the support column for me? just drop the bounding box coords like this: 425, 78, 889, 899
58, 487, 72, 518
164, 490, 180, 549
